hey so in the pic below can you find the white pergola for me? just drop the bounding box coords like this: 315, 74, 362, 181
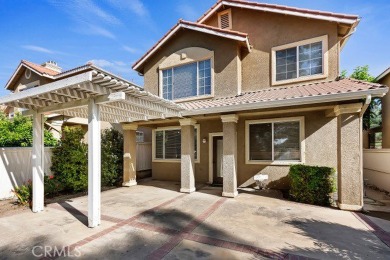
0, 69, 184, 227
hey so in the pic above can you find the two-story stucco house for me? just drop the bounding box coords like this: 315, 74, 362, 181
127, 0, 388, 211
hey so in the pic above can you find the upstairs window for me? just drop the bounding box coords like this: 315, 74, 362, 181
218, 9, 232, 30
272, 35, 328, 85
161, 59, 211, 101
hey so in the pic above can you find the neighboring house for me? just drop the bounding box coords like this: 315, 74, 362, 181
376, 67, 390, 148
362, 68, 390, 193
129, 0, 388, 210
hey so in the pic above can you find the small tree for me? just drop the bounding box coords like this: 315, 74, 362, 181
0, 112, 57, 147
50, 127, 88, 192
344, 65, 381, 131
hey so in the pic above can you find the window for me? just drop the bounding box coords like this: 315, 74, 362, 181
246, 117, 304, 164
153, 126, 199, 161
272, 35, 328, 85
161, 59, 211, 100
136, 131, 144, 143
218, 9, 232, 30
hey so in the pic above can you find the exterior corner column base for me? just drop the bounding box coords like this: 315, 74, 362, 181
337, 201, 363, 211
222, 191, 238, 198
122, 180, 137, 187
180, 187, 196, 193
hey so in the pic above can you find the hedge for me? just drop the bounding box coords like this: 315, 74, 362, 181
289, 164, 336, 206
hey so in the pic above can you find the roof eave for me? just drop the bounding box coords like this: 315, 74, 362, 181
182, 87, 388, 116
132, 23, 249, 72
198, 0, 359, 25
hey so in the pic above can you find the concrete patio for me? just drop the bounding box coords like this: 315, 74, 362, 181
1, 180, 390, 259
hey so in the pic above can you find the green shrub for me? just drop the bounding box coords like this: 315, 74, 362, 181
289, 164, 336, 206
50, 127, 88, 192
50, 127, 124, 193
0, 112, 57, 147
101, 129, 123, 186
12, 181, 32, 206
44, 175, 65, 196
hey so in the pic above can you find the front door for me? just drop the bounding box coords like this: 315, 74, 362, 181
213, 136, 223, 185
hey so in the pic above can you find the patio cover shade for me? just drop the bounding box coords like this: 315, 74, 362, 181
0, 67, 184, 228
0, 69, 184, 122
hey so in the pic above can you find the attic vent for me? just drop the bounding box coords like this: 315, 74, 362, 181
218, 9, 232, 30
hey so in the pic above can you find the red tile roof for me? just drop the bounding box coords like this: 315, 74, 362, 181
21, 60, 60, 76
198, 0, 359, 23
180, 79, 387, 111
132, 19, 249, 71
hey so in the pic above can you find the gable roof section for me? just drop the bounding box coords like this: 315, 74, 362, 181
5, 60, 60, 90
376, 67, 390, 81
181, 79, 388, 115
198, 0, 359, 25
132, 19, 250, 72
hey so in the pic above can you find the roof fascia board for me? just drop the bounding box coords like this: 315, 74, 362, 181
180, 23, 247, 41
182, 88, 388, 116
133, 25, 181, 71
376, 67, 390, 81
0, 72, 92, 105
199, 1, 357, 25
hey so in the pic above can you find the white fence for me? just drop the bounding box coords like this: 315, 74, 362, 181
137, 142, 152, 171
0, 144, 152, 200
0, 147, 53, 199
363, 149, 390, 192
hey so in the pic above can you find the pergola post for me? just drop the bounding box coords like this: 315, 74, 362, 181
122, 124, 138, 187
32, 111, 44, 213
88, 98, 101, 228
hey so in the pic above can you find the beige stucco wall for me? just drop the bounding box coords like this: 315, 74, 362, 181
142, 30, 241, 98
149, 110, 338, 190
379, 74, 390, 148
363, 149, 390, 192
203, 7, 340, 92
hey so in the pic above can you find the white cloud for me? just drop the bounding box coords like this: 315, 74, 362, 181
88, 59, 131, 74
22, 45, 55, 54
49, 0, 121, 25
122, 46, 138, 54
48, 0, 120, 39
176, 4, 198, 21
107, 0, 149, 17
86, 24, 116, 39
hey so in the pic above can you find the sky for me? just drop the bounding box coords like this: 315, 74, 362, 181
0, 0, 389, 97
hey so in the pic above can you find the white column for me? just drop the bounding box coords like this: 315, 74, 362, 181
179, 118, 196, 193
122, 124, 138, 187
32, 111, 44, 213
221, 114, 238, 198
88, 98, 101, 228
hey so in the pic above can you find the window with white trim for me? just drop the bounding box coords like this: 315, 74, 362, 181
272, 35, 328, 84
162, 59, 211, 100
154, 126, 199, 161
246, 118, 304, 163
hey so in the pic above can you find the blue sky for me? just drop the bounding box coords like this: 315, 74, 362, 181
0, 0, 389, 97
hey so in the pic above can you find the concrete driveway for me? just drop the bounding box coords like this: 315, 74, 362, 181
1, 180, 390, 259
